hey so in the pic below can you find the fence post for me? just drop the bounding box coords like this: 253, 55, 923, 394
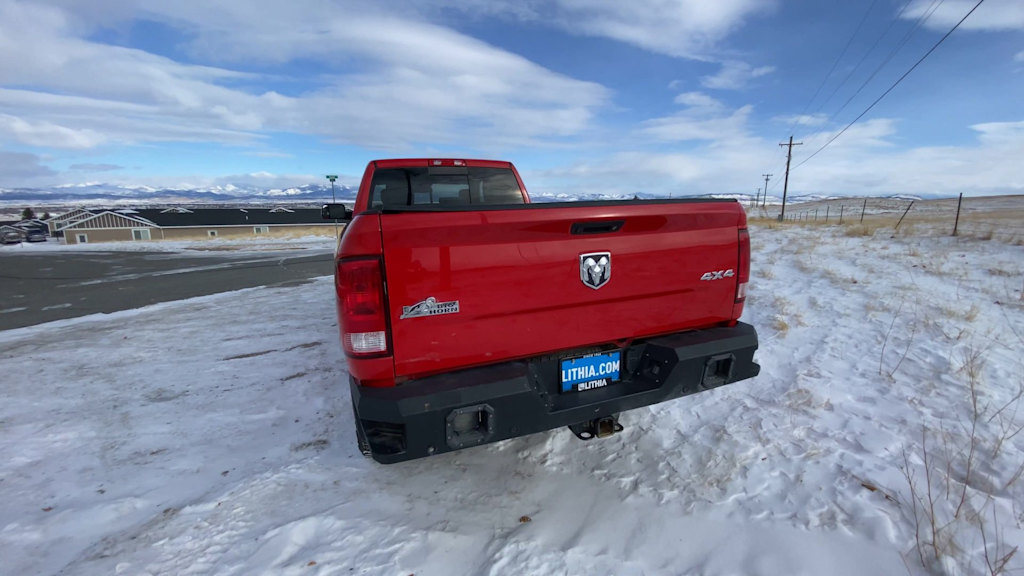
952, 192, 963, 236
893, 201, 915, 232
861, 198, 867, 223
839, 205, 844, 224
825, 205, 830, 222
814, 209, 818, 221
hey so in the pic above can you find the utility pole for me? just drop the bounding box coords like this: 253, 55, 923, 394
761, 174, 772, 208
778, 136, 803, 221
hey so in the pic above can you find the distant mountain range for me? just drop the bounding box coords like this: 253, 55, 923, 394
0, 182, 933, 209
0, 183, 358, 207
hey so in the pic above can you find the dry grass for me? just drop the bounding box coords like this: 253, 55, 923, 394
822, 266, 858, 286
771, 315, 790, 335
900, 342, 1024, 574
842, 224, 875, 237
771, 295, 804, 331
756, 195, 1024, 244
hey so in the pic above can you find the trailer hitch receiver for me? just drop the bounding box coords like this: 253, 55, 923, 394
569, 415, 623, 440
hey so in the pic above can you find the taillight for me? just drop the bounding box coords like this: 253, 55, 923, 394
336, 257, 390, 357
736, 228, 750, 302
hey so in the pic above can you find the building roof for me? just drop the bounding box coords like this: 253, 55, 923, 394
51, 207, 329, 230
53, 213, 98, 230
2, 219, 47, 230
63, 211, 158, 230
49, 208, 95, 223
128, 208, 326, 227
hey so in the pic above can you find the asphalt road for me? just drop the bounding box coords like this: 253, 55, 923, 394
0, 250, 335, 330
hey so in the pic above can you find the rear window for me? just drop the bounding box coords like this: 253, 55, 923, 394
368, 167, 524, 208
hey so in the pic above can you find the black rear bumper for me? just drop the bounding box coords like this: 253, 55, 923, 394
352, 322, 760, 464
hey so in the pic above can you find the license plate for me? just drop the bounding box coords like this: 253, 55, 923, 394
560, 351, 621, 393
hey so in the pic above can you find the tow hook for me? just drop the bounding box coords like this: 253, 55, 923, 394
569, 415, 623, 441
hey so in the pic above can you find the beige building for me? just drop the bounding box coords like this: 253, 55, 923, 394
59, 207, 341, 244
48, 208, 95, 236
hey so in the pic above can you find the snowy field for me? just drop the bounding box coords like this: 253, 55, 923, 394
1, 224, 1022, 575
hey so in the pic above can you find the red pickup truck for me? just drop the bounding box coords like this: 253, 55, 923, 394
323, 159, 759, 463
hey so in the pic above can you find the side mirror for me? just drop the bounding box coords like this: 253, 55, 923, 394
322, 204, 352, 221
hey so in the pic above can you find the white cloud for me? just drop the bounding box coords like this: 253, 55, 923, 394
0, 114, 107, 149
545, 0, 773, 60
903, 0, 1024, 31
398, 0, 773, 60
797, 118, 899, 155
531, 118, 1024, 198
701, 61, 775, 90
1015, 50, 1024, 62
642, 106, 754, 143
972, 120, 1024, 144
673, 92, 725, 109
641, 93, 753, 143
85, 170, 342, 191
790, 120, 1024, 196
773, 113, 828, 127
209, 172, 322, 190
0, 0, 609, 153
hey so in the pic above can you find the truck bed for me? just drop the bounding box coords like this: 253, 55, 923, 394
374, 199, 747, 381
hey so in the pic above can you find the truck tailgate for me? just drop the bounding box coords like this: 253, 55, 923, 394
379, 201, 744, 379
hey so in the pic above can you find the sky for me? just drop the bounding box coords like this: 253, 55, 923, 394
0, 0, 1022, 198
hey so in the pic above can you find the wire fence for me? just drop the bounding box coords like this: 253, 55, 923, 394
747, 195, 1024, 244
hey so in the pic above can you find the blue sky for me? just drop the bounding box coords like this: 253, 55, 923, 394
0, 0, 1022, 198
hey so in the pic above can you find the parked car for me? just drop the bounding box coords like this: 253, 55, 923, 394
326, 158, 759, 463
25, 229, 47, 242
2, 230, 24, 244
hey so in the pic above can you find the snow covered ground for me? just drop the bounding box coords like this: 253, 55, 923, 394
1, 225, 1022, 575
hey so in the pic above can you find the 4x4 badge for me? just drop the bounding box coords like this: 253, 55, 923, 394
580, 252, 611, 289
700, 269, 735, 281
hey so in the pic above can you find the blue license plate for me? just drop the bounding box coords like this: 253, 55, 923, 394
560, 351, 621, 393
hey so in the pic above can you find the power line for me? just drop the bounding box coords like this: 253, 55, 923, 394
767, 2, 880, 199
785, 0, 880, 136
823, 0, 947, 131
793, 0, 985, 170
809, 0, 918, 123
